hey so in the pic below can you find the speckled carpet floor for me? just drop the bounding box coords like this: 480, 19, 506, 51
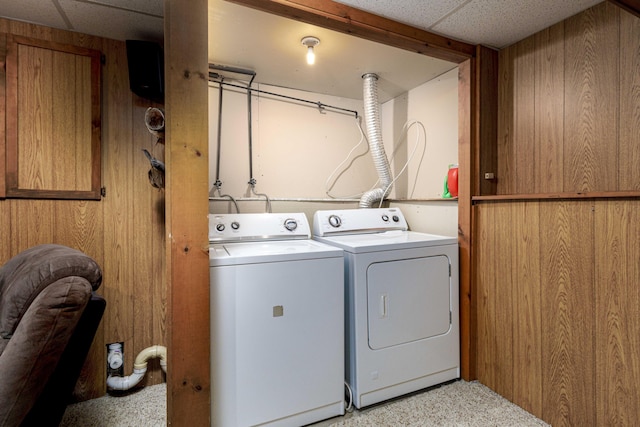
61, 380, 550, 426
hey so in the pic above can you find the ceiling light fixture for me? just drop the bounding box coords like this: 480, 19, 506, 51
301, 36, 320, 65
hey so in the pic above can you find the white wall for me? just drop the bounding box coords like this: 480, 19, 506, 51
383, 68, 459, 237
382, 68, 458, 199
208, 83, 373, 200
208, 69, 458, 237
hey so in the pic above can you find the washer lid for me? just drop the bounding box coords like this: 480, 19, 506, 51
209, 239, 343, 266
314, 230, 456, 253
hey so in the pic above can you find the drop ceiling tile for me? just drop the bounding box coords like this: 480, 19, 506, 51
334, 0, 469, 28
59, 0, 163, 41
73, 0, 163, 17
431, 0, 603, 48
0, 0, 69, 30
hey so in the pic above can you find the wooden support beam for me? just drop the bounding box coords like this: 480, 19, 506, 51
457, 58, 475, 381
225, 0, 475, 63
165, 0, 210, 425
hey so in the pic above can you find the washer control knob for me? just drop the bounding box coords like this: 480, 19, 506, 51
382, 214, 389, 222
284, 218, 298, 231
216, 223, 225, 232
392, 215, 400, 222
328, 215, 342, 228
231, 221, 240, 230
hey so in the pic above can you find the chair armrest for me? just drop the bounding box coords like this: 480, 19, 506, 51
0, 277, 92, 427
0, 244, 102, 345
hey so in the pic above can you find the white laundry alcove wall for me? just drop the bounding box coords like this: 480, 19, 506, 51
208, 67, 459, 237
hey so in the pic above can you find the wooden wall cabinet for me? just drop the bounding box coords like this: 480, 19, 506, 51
3, 35, 102, 200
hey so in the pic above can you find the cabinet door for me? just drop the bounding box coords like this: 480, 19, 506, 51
4, 35, 101, 200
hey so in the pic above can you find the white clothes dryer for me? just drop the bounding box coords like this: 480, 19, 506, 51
313, 207, 459, 409
209, 213, 345, 427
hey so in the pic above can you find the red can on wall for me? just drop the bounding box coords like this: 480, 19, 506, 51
447, 165, 458, 198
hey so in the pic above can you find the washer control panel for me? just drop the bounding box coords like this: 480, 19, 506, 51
209, 212, 310, 242
313, 208, 408, 236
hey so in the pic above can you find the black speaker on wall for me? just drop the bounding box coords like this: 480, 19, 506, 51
126, 40, 164, 103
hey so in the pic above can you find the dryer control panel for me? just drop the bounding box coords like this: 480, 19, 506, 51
313, 208, 408, 236
209, 212, 311, 242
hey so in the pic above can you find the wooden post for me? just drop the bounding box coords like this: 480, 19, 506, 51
164, 0, 210, 425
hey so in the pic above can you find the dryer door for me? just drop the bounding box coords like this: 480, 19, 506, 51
367, 255, 451, 350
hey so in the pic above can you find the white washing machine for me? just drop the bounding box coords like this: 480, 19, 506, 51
209, 212, 345, 427
313, 207, 459, 409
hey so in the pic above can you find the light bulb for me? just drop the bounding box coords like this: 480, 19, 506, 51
306, 46, 315, 65
301, 36, 320, 66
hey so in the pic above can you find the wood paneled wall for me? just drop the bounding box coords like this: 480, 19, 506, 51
0, 19, 166, 400
476, 200, 640, 426
476, 2, 640, 426
494, 2, 640, 195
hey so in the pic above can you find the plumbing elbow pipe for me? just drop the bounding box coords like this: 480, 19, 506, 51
106, 369, 146, 391
107, 345, 167, 391
134, 345, 167, 371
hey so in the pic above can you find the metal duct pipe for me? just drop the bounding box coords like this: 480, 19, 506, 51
359, 73, 393, 208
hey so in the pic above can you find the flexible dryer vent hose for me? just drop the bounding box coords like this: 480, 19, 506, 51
359, 73, 393, 208
106, 345, 167, 391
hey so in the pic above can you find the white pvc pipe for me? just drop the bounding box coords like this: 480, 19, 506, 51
106, 369, 146, 391
107, 345, 167, 391
134, 345, 167, 372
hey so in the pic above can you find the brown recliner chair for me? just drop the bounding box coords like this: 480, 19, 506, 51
0, 244, 106, 427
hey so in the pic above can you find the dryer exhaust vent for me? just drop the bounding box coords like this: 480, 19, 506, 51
359, 73, 392, 208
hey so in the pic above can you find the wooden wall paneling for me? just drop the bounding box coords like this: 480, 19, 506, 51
594, 200, 640, 426
10, 200, 55, 252
53, 50, 79, 190
0, 204, 10, 261
619, 10, 640, 190
534, 23, 564, 193
0, 17, 169, 400
16, 43, 55, 190
475, 46, 498, 197
149, 109, 167, 385
563, 3, 619, 193
132, 100, 165, 386
70, 31, 109, 401
101, 38, 135, 374
475, 203, 514, 399
53, 200, 102, 257
492, 204, 514, 401
7, 19, 53, 41
72, 52, 94, 191
151, 181, 167, 385
608, 0, 640, 18
475, 204, 495, 388
165, 0, 211, 424
511, 201, 542, 418
53, 199, 105, 400
0, 33, 6, 199
458, 58, 474, 380
540, 201, 595, 426
496, 47, 514, 194
512, 38, 536, 194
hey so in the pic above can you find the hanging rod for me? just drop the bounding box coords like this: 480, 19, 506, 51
209, 63, 256, 86
208, 76, 359, 119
